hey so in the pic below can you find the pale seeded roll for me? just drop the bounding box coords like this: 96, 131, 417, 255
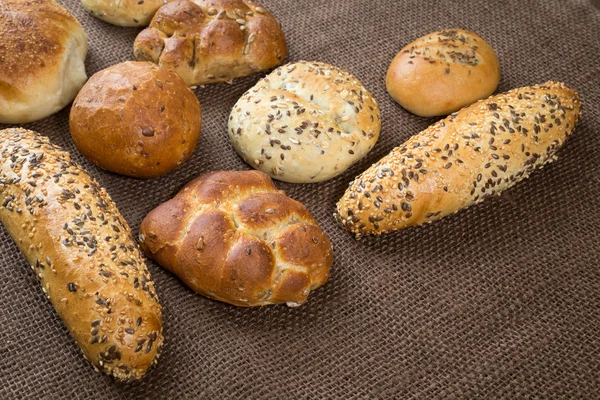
0, 0, 88, 124
139, 170, 333, 307
80, 0, 168, 27
228, 61, 381, 183
0, 128, 163, 380
133, 0, 287, 85
386, 29, 500, 117
70, 61, 202, 179
336, 82, 581, 237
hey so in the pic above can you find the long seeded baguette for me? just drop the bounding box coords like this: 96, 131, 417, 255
0, 128, 163, 380
336, 81, 581, 237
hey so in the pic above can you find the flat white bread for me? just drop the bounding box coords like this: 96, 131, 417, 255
336, 82, 581, 237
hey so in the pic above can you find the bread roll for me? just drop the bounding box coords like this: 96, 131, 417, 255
386, 29, 500, 117
133, 0, 287, 85
70, 61, 202, 179
0, 128, 163, 380
80, 0, 168, 27
0, 0, 88, 124
228, 61, 381, 183
336, 82, 581, 237
139, 170, 333, 307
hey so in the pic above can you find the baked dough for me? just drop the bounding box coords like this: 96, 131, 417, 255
0, 128, 163, 380
80, 0, 168, 27
70, 61, 202, 179
140, 170, 333, 307
337, 82, 581, 237
0, 0, 88, 124
386, 29, 500, 117
228, 61, 381, 183
133, 0, 287, 85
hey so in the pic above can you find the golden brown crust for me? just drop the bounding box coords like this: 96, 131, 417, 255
133, 0, 287, 85
80, 0, 169, 27
139, 170, 333, 307
386, 29, 500, 117
0, 128, 163, 380
228, 61, 381, 183
0, 0, 88, 124
336, 82, 582, 237
69, 61, 202, 179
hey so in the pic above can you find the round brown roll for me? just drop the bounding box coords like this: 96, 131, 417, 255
139, 170, 333, 307
0, 0, 88, 124
386, 29, 500, 117
70, 61, 202, 179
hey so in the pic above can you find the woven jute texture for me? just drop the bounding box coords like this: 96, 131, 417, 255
1, 0, 599, 398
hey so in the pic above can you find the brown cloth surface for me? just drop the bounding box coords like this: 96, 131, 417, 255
1, 0, 599, 398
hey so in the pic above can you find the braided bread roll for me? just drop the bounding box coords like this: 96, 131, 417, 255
0, 128, 163, 380
336, 82, 581, 237
133, 0, 287, 85
139, 170, 332, 307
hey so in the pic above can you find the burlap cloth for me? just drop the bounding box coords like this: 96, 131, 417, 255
1, 0, 599, 398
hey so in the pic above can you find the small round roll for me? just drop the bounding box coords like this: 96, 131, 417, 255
0, 128, 164, 380
386, 29, 500, 117
0, 0, 88, 124
228, 61, 381, 183
80, 0, 167, 27
70, 61, 202, 179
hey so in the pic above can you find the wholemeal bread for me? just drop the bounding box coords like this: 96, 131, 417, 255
386, 29, 500, 117
80, 0, 168, 27
133, 0, 287, 85
336, 82, 581, 237
139, 170, 333, 307
70, 61, 202, 179
0, 0, 88, 124
228, 61, 381, 183
0, 128, 163, 380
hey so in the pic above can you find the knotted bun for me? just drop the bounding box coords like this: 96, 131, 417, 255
140, 170, 333, 307
133, 0, 287, 85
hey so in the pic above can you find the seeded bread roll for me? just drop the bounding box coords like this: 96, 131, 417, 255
133, 0, 287, 85
80, 0, 168, 27
386, 29, 500, 117
139, 170, 333, 307
336, 82, 581, 237
228, 61, 381, 183
70, 61, 202, 179
0, 0, 88, 124
0, 128, 163, 380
